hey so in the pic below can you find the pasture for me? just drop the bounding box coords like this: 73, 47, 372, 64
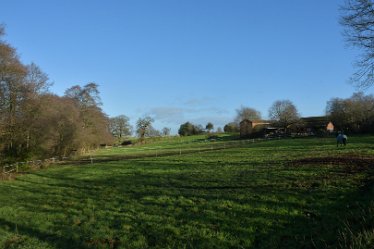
0, 135, 373, 248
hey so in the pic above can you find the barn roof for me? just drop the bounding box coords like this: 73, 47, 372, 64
240, 119, 271, 124
301, 116, 332, 127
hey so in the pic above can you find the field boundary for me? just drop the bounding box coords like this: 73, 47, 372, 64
80, 136, 292, 164
0, 157, 66, 179
0, 136, 332, 177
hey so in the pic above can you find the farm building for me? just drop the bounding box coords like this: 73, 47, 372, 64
239, 119, 271, 138
239, 117, 334, 138
301, 116, 334, 134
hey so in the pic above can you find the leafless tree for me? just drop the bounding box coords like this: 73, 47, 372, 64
0, 25, 113, 160
65, 83, 112, 151
0, 27, 28, 156
268, 100, 300, 130
136, 116, 154, 139
234, 106, 262, 124
109, 115, 132, 141
341, 0, 374, 88
326, 92, 374, 132
162, 127, 171, 136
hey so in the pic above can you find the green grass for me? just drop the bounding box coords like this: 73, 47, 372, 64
87, 134, 239, 160
0, 136, 373, 248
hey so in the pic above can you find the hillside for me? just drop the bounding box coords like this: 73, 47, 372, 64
0, 135, 373, 248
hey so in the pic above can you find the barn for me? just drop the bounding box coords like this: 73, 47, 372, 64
239, 119, 271, 138
301, 116, 334, 134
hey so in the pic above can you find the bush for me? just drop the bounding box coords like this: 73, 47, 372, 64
121, 140, 133, 146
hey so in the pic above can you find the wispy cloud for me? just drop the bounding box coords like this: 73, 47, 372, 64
143, 103, 231, 133
189, 115, 231, 128
146, 107, 185, 123
183, 97, 212, 106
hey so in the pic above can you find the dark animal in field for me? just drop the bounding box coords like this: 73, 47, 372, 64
336, 134, 347, 147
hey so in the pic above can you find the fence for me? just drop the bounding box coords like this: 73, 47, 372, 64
0, 157, 64, 178
1, 135, 300, 177
83, 136, 293, 163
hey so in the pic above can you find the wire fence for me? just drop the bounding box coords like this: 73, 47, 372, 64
0, 135, 300, 179
82, 136, 292, 163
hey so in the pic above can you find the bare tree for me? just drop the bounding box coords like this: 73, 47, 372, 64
0, 27, 28, 157
234, 106, 262, 124
31, 94, 83, 158
162, 127, 171, 136
109, 115, 132, 141
136, 116, 154, 139
64, 83, 112, 151
25, 63, 51, 93
341, 0, 374, 88
327, 92, 374, 132
0, 25, 113, 160
146, 126, 161, 137
268, 100, 300, 130
0, 24, 4, 37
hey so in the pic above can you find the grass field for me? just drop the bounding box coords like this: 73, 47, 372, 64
0, 136, 373, 248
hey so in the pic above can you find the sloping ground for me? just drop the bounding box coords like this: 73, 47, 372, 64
0, 137, 373, 249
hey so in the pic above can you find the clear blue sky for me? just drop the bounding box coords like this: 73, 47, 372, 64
2, 0, 372, 134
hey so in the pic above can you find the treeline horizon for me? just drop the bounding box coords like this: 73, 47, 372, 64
2, 24, 374, 162
0, 26, 113, 162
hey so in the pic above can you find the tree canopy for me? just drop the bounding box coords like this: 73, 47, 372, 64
206, 122, 214, 133
234, 106, 262, 124
136, 116, 154, 139
224, 122, 239, 133
268, 100, 300, 130
178, 122, 204, 136
326, 92, 374, 133
109, 115, 132, 142
0, 26, 113, 160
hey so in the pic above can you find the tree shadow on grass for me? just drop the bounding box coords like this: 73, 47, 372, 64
1, 155, 373, 248
0, 217, 89, 249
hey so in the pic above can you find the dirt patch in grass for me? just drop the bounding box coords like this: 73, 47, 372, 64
289, 156, 374, 173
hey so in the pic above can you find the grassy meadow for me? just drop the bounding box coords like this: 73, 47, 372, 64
0, 135, 373, 248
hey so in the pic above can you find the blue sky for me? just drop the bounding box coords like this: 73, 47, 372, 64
2, 0, 373, 134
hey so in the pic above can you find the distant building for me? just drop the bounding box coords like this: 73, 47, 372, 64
326, 122, 334, 132
301, 116, 334, 134
239, 116, 334, 138
239, 119, 271, 138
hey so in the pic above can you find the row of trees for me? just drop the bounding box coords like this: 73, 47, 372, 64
222, 100, 300, 134
0, 25, 175, 161
178, 100, 300, 136
178, 122, 219, 136
0, 26, 115, 161
327, 92, 374, 133
111, 0, 374, 139
227, 93, 374, 135
109, 115, 171, 142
